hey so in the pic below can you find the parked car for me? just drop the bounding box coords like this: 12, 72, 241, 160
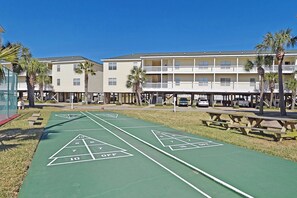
197, 98, 209, 107
178, 97, 189, 107
232, 98, 249, 107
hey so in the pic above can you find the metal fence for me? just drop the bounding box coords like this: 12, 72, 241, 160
0, 66, 18, 122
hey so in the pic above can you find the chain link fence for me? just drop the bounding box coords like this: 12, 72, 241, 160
0, 67, 18, 122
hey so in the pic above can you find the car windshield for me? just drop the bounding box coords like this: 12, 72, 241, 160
200, 99, 207, 101
180, 98, 187, 101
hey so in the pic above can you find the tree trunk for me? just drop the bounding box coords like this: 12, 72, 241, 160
269, 89, 274, 108
258, 74, 264, 115
39, 82, 44, 102
85, 74, 88, 104
277, 53, 286, 116
291, 91, 296, 110
137, 88, 142, 106
26, 74, 35, 107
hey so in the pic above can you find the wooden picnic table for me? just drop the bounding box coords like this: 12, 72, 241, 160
202, 111, 245, 130
241, 115, 297, 141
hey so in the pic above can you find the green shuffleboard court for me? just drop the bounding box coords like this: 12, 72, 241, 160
18, 111, 297, 198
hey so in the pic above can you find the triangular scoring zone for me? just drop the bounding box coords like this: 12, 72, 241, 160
54, 113, 82, 119
47, 134, 132, 166
152, 130, 223, 151
95, 113, 119, 119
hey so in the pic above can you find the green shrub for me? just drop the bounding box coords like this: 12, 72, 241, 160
116, 102, 122, 105
155, 103, 163, 106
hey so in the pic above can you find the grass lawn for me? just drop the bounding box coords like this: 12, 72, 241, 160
1, 107, 297, 198
113, 110, 297, 162
0, 107, 62, 198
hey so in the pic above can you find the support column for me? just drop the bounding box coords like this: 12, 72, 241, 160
210, 94, 214, 107
191, 93, 194, 106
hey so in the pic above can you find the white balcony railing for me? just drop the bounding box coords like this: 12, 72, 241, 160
143, 65, 297, 74
18, 82, 53, 91
143, 82, 291, 93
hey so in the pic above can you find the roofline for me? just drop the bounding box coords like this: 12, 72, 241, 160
38, 56, 102, 65
141, 53, 297, 59
102, 50, 297, 61
101, 58, 141, 62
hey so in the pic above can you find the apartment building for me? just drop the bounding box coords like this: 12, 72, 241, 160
102, 51, 297, 105
3, 56, 103, 103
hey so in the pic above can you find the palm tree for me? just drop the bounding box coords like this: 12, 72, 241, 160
0, 43, 20, 79
286, 77, 297, 110
126, 66, 146, 106
19, 47, 43, 107
245, 55, 273, 114
36, 62, 51, 102
74, 61, 96, 104
256, 29, 297, 116
264, 72, 278, 108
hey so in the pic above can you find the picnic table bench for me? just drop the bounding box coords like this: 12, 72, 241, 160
27, 113, 41, 126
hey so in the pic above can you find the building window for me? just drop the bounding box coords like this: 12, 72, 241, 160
220, 61, 231, 69
109, 62, 117, 70
220, 78, 231, 86
175, 77, 180, 86
73, 63, 80, 71
198, 61, 209, 69
57, 65, 60, 72
175, 61, 180, 69
197, 78, 208, 86
73, 78, 80, 86
108, 78, 117, 86
250, 78, 256, 86
57, 79, 60, 86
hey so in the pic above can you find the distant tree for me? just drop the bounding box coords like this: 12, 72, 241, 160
36, 62, 51, 102
126, 66, 146, 106
286, 77, 297, 110
245, 55, 273, 114
0, 43, 20, 79
264, 72, 278, 108
74, 61, 96, 104
256, 29, 297, 116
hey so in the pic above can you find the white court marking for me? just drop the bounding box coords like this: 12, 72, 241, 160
87, 112, 253, 198
54, 114, 82, 119
96, 113, 119, 119
47, 134, 133, 166
152, 130, 223, 151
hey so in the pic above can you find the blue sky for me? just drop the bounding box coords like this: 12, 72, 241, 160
1, 0, 297, 62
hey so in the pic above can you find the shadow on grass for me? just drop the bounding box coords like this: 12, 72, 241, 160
0, 128, 43, 152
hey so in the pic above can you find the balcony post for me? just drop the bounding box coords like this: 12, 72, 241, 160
172, 58, 175, 88
161, 59, 163, 88
193, 58, 196, 88
213, 58, 216, 89
236, 57, 239, 90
